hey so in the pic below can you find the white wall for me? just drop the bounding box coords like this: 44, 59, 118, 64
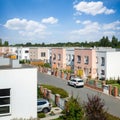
0, 67, 37, 120
0, 57, 10, 66
17, 47, 30, 60
96, 51, 106, 79
106, 52, 120, 80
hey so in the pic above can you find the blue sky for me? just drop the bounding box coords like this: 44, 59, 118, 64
0, 0, 120, 44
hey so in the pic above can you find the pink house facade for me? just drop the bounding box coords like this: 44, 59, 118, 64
51, 48, 66, 70
74, 48, 97, 79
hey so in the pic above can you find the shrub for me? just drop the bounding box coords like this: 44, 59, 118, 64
37, 112, 46, 118
106, 80, 117, 84
41, 84, 68, 98
62, 95, 84, 120
37, 87, 44, 98
84, 94, 107, 120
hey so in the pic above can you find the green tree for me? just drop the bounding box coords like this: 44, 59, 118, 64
63, 95, 84, 120
0, 38, 2, 46
111, 36, 118, 48
99, 36, 110, 47
3, 41, 9, 46
84, 94, 107, 120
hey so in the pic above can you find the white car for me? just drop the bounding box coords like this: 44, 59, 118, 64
67, 77, 84, 88
37, 99, 51, 113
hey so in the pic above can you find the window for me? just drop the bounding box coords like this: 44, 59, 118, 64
58, 54, 61, 61
101, 70, 105, 75
53, 54, 56, 60
96, 57, 98, 63
72, 55, 74, 62
101, 57, 105, 66
37, 101, 46, 105
41, 52, 46, 57
84, 56, 89, 64
0, 89, 11, 116
77, 55, 81, 63
25, 50, 29, 53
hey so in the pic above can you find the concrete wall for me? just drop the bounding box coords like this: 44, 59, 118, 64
0, 67, 37, 120
0, 57, 10, 66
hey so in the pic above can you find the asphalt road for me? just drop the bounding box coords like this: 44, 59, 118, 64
37, 72, 120, 118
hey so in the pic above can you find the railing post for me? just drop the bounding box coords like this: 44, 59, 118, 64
109, 85, 112, 95
55, 94, 60, 106
114, 86, 118, 97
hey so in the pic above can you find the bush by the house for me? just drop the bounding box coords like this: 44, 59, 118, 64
37, 112, 46, 118
84, 94, 107, 120
41, 84, 69, 98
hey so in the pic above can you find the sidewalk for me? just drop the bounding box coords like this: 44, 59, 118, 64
40, 107, 63, 120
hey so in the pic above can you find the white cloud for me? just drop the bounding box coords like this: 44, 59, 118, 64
4, 18, 52, 39
41, 17, 58, 24
72, 21, 100, 35
76, 20, 81, 24
82, 20, 91, 25
4, 18, 46, 31
70, 20, 120, 42
102, 20, 120, 30
74, 1, 115, 16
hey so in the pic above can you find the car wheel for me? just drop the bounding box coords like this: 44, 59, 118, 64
74, 84, 76, 88
43, 108, 49, 113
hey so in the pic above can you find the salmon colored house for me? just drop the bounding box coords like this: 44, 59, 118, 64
51, 48, 66, 70
74, 48, 97, 79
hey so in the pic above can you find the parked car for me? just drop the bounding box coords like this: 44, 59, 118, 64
37, 99, 51, 113
67, 77, 84, 88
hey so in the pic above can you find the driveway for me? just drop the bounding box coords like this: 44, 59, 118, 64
38, 72, 120, 118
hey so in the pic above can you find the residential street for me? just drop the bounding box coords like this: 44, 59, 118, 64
38, 72, 120, 118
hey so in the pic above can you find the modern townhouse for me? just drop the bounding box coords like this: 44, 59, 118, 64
66, 48, 74, 70
74, 48, 97, 79
96, 47, 120, 80
16, 47, 30, 60
29, 47, 51, 63
51, 48, 66, 70
0, 57, 37, 120
0, 47, 10, 55
8, 47, 18, 55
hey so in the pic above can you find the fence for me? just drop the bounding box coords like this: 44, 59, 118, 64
39, 86, 66, 110
38, 67, 120, 99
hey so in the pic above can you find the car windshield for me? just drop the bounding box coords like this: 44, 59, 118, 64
78, 80, 83, 82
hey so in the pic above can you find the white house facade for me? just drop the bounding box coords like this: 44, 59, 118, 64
0, 59, 37, 120
96, 48, 120, 80
17, 47, 30, 60
66, 48, 74, 70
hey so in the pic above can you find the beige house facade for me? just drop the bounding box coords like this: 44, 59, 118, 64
51, 48, 66, 70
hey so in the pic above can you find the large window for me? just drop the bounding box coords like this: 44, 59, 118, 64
77, 55, 81, 63
53, 54, 56, 60
101, 57, 105, 66
25, 50, 29, 53
0, 89, 11, 116
58, 54, 61, 61
84, 56, 89, 64
41, 52, 46, 57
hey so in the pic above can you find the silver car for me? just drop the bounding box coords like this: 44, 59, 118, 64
37, 99, 51, 113
67, 77, 84, 88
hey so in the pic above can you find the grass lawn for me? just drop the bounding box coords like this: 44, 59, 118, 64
110, 84, 120, 89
